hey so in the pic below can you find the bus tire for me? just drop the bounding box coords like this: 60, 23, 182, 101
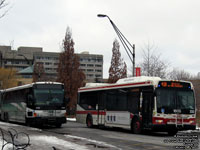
131, 119, 141, 134
55, 123, 62, 128
86, 115, 93, 128
4, 112, 9, 122
168, 129, 178, 136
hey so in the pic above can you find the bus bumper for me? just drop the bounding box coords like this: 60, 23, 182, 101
26, 117, 66, 126
151, 124, 196, 131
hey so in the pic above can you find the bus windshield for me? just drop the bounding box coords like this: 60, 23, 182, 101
34, 89, 64, 106
156, 88, 195, 114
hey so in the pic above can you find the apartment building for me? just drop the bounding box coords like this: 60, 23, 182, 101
0, 46, 103, 82
0, 46, 40, 71
33, 51, 59, 80
78, 51, 103, 82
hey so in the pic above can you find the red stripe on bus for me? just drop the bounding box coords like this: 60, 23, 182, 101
76, 111, 106, 115
79, 81, 151, 92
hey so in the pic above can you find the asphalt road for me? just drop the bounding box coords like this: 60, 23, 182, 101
44, 121, 199, 150
0, 120, 199, 150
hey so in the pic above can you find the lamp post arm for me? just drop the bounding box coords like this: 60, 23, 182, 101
106, 17, 134, 63
109, 18, 134, 49
113, 24, 133, 63
18, 54, 30, 66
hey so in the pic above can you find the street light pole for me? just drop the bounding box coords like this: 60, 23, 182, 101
18, 54, 30, 66
97, 14, 135, 76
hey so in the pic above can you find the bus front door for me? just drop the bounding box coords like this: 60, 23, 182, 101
97, 93, 105, 125
142, 91, 154, 128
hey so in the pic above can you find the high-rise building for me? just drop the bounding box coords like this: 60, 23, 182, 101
0, 46, 103, 83
78, 51, 103, 82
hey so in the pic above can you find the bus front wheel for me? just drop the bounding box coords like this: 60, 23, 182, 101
55, 123, 62, 128
131, 119, 141, 134
86, 115, 93, 128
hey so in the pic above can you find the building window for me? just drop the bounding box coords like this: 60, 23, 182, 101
95, 74, 102, 78
80, 64, 86, 67
45, 62, 52, 65
87, 74, 94, 77
45, 68, 52, 71
87, 64, 94, 67
97, 59, 102, 62
45, 57, 50, 60
87, 69, 94, 72
95, 69, 102, 72
95, 64, 102, 67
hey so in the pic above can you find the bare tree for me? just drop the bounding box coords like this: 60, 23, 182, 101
139, 42, 169, 78
168, 68, 192, 80
57, 27, 85, 109
33, 62, 46, 82
108, 39, 127, 83
0, 0, 9, 19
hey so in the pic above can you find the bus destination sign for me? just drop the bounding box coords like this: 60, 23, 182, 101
158, 81, 191, 88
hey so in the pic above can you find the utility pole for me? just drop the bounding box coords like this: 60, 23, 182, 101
133, 44, 135, 76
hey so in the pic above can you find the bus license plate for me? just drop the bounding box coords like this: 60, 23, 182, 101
49, 110, 53, 116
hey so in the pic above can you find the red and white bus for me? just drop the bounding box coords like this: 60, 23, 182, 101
76, 76, 196, 135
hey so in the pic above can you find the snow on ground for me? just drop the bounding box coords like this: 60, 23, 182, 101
0, 121, 20, 127
65, 135, 122, 150
1, 120, 200, 150
30, 135, 89, 150
0, 139, 11, 150
67, 117, 76, 122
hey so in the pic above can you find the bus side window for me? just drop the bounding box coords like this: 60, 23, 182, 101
79, 91, 98, 110
106, 90, 117, 111
98, 92, 106, 110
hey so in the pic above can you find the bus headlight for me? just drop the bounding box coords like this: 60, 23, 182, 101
189, 120, 195, 124
155, 119, 164, 124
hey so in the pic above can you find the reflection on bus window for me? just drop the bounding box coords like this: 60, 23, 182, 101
34, 89, 64, 106
156, 88, 195, 114
177, 91, 195, 110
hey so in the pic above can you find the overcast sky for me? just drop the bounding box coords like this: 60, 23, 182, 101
0, 0, 199, 78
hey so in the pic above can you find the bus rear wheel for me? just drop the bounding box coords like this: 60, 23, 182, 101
86, 115, 93, 128
131, 119, 141, 134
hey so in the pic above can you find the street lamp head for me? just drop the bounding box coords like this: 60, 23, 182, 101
97, 14, 107, 18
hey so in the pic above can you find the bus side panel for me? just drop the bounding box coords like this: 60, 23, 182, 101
98, 110, 105, 125
5, 102, 26, 123
76, 105, 88, 124
105, 111, 131, 129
